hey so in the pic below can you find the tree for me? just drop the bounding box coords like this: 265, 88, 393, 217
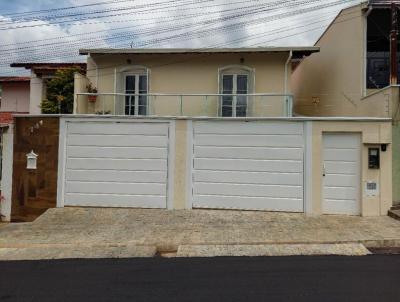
41, 67, 82, 114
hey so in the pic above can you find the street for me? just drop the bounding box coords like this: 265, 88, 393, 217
0, 255, 399, 302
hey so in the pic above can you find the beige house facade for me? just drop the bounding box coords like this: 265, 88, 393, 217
74, 47, 318, 117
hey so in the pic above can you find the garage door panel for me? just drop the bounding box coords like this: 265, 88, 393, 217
192, 121, 304, 212
194, 158, 303, 173
323, 187, 357, 201
63, 121, 169, 208
323, 174, 357, 187
194, 146, 303, 160
66, 181, 166, 195
67, 134, 168, 147
193, 195, 303, 212
194, 183, 302, 198
195, 121, 303, 135
67, 158, 167, 171
195, 134, 303, 147
323, 199, 359, 215
194, 171, 302, 186
324, 162, 357, 175
66, 170, 167, 183
67, 146, 168, 159
68, 122, 168, 135
65, 193, 166, 208
323, 135, 359, 148
323, 149, 358, 161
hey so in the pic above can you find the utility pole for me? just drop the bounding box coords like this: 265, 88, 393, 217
390, 2, 399, 85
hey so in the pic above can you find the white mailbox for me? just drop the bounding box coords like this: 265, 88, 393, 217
26, 150, 38, 170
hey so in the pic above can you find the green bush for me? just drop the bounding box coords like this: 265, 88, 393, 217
41, 67, 82, 114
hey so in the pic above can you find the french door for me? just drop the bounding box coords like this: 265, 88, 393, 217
125, 74, 148, 115
221, 74, 248, 117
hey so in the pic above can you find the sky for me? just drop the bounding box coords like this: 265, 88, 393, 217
0, 0, 362, 76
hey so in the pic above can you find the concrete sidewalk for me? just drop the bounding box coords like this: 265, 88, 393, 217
0, 208, 400, 259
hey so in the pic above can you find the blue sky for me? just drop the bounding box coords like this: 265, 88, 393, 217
0, 0, 362, 76
0, 0, 69, 14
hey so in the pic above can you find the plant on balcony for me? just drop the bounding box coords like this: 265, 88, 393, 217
86, 82, 98, 103
41, 67, 82, 114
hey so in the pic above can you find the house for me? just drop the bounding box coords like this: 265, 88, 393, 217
0, 77, 30, 121
0, 63, 85, 221
291, 0, 400, 204
10, 63, 86, 114
0, 77, 30, 220
0, 46, 393, 221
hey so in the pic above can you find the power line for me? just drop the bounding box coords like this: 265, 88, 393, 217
0, 0, 360, 76
1, 0, 137, 17
0, 0, 315, 56
0, 6, 361, 78
0, 0, 215, 29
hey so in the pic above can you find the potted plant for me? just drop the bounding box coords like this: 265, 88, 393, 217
86, 82, 98, 102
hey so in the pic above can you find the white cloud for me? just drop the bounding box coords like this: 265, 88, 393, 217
0, 0, 362, 76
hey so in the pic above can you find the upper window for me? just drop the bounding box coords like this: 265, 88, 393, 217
118, 65, 149, 116
219, 65, 253, 117
124, 74, 148, 115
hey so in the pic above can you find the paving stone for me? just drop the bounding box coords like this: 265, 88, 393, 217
177, 243, 371, 257
0, 208, 399, 260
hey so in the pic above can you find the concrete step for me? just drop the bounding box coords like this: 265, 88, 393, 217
0, 244, 157, 261
176, 243, 371, 257
388, 209, 400, 221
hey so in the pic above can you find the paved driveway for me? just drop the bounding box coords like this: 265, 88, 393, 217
1, 208, 400, 251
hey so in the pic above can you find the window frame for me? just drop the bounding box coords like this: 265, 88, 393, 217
116, 65, 150, 116
123, 73, 148, 116
218, 65, 255, 117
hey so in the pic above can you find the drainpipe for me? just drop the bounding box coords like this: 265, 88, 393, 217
284, 50, 293, 116
390, 2, 398, 85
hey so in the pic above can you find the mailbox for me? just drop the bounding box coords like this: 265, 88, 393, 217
368, 148, 380, 169
26, 150, 38, 170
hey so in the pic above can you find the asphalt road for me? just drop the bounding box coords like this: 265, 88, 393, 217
0, 255, 399, 302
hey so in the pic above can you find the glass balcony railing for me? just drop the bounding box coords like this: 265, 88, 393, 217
75, 93, 293, 117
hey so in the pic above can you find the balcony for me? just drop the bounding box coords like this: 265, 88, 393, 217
74, 93, 293, 117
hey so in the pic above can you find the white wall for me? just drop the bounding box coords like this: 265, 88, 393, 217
0, 125, 13, 221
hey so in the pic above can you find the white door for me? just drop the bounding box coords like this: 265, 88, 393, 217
322, 133, 361, 215
192, 121, 304, 212
63, 121, 169, 208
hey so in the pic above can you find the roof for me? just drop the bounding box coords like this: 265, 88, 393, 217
0, 76, 30, 83
79, 47, 320, 58
10, 63, 87, 70
369, 0, 400, 7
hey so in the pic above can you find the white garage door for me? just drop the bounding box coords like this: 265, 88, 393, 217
322, 133, 361, 215
192, 121, 304, 212
63, 121, 170, 208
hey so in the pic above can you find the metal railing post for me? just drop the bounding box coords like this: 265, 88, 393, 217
180, 95, 183, 116
204, 95, 208, 116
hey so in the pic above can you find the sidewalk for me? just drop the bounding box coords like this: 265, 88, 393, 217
0, 208, 400, 259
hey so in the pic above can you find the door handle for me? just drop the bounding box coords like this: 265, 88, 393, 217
323, 163, 326, 177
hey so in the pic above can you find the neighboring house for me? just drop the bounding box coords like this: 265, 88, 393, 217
10, 63, 86, 114
0, 77, 29, 217
0, 77, 30, 122
291, 0, 400, 204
